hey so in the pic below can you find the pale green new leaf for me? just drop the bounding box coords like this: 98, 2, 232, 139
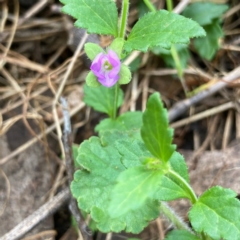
95, 111, 142, 133
108, 166, 163, 218
141, 92, 176, 162
189, 186, 240, 240
83, 84, 123, 118
194, 20, 223, 60
109, 38, 125, 58
118, 64, 132, 85
154, 152, 191, 201
182, 2, 228, 26
124, 10, 205, 53
60, 0, 118, 36
169, 151, 189, 183
86, 71, 101, 87
71, 133, 160, 233
84, 43, 103, 61
165, 230, 201, 240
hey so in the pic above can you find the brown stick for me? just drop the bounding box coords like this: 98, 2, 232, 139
61, 97, 93, 240
168, 66, 240, 122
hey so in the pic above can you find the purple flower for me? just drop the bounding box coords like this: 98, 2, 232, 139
90, 50, 121, 87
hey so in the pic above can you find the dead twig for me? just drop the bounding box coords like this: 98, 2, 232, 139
168, 66, 240, 122
61, 97, 92, 240
171, 101, 235, 129
173, 0, 190, 14
0, 188, 70, 240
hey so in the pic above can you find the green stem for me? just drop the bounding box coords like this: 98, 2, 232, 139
114, 0, 129, 118
118, 0, 129, 39
160, 202, 193, 232
170, 45, 188, 95
168, 169, 198, 204
113, 83, 119, 119
166, 0, 187, 95
143, 0, 156, 12
166, 0, 173, 12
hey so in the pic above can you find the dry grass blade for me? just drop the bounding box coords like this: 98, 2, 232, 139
21, 230, 57, 240
0, 168, 10, 217
222, 110, 234, 150
171, 101, 235, 129
0, 113, 42, 136
0, 44, 48, 73
0, 102, 85, 165
52, 32, 88, 160
0, 0, 19, 70
169, 66, 240, 122
0, 0, 8, 32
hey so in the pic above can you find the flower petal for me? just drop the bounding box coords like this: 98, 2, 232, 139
107, 50, 121, 68
90, 53, 104, 72
90, 49, 121, 88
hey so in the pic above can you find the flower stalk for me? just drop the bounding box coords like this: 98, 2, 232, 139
113, 83, 119, 119
168, 169, 198, 205
143, 0, 156, 12
160, 202, 193, 232
112, 0, 130, 119
119, 0, 129, 39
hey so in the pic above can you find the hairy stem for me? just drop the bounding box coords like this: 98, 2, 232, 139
143, 0, 156, 12
118, 0, 129, 39
113, 83, 119, 119
160, 202, 193, 232
168, 169, 198, 204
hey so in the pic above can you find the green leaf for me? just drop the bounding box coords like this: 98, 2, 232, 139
189, 186, 240, 240
182, 3, 229, 26
83, 84, 123, 118
194, 20, 223, 60
71, 133, 160, 233
84, 43, 103, 61
116, 139, 153, 168
154, 152, 191, 201
72, 144, 81, 168
108, 166, 163, 218
60, 0, 118, 36
86, 71, 101, 87
118, 65, 132, 85
152, 44, 190, 69
138, 0, 149, 18
169, 151, 189, 183
165, 230, 201, 240
141, 92, 176, 162
95, 111, 142, 133
124, 10, 205, 53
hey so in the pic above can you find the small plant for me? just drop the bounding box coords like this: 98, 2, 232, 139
182, 2, 228, 61
60, 0, 240, 239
